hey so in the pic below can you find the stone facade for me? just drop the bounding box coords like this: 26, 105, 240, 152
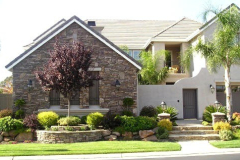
12, 22, 138, 114
37, 130, 104, 143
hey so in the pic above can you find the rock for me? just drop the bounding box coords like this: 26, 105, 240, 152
102, 130, 111, 136
123, 132, 133, 139
1, 131, 9, 137
112, 132, 120, 136
139, 130, 154, 138
0, 135, 3, 142
153, 127, 159, 134
132, 132, 138, 136
9, 130, 19, 137
4, 136, 13, 142
15, 132, 33, 142
104, 135, 117, 141
143, 135, 158, 141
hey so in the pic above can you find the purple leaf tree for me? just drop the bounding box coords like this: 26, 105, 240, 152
35, 40, 99, 117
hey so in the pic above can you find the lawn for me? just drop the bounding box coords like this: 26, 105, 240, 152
0, 141, 181, 156
210, 139, 240, 148
210, 129, 240, 148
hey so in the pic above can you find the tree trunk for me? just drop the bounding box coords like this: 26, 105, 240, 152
67, 93, 71, 117
225, 66, 232, 121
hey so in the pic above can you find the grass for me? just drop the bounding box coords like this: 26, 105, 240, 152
210, 139, 240, 148
0, 141, 181, 156
210, 129, 240, 148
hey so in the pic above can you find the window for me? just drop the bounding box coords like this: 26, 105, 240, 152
216, 85, 225, 92
70, 90, 80, 105
128, 50, 132, 57
89, 72, 99, 105
133, 50, 141, 60
49, 90, 60, 105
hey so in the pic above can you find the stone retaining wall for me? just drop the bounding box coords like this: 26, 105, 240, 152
36, 130, 104, 143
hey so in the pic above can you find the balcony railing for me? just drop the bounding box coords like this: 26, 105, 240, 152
165, 61, 185, 73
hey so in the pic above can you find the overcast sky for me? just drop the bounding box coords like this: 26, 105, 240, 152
0, 0, 240, 81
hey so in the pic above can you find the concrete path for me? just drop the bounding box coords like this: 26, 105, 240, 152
1, 140, 240, 160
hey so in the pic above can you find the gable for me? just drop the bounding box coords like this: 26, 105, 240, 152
5, 16, 142, 71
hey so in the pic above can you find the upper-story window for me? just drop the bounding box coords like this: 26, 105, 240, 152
127, 50, 141, 60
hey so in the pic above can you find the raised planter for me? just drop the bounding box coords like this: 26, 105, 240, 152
36, 130, 105, 143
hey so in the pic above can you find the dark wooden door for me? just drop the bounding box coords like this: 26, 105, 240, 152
183, 89, 197, 119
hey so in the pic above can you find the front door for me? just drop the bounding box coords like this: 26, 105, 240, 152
183, 89, 197, 119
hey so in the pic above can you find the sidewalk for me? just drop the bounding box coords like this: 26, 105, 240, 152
1, 140, 240, 160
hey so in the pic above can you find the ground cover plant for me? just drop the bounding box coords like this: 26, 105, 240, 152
0, 141, 181, 156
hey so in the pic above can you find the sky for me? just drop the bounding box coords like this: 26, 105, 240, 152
0, 0, 240, 81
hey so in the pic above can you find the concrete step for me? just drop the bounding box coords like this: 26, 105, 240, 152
173, 126, 213, 131
170, 130, 218, 135
169, 134, 220, 141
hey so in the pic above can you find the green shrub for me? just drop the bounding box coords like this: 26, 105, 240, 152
156, 126, 169, 139
213, 121, 231, 131
202, 121, 209, 126
0, 116, 24, 132
86, 112, 104, 129
58, 116, 81, 126
114, 126, 125, 134
156, 106, 178, 122
123, 98, 134, 111
202, 105, 226, 123
219, 130, 233, 141
233, 129, 240, 139
37, 111, 59, 128
81, 115, 87, 124
65, 126, 74, 131
121, 110, 133, 116
140, 106, 158, 117
0, 109, 12, 118
15, 109, 25, 119
119, 116, 157, 132
52, 127, 58, 131
14, 99, 26, 108
158, 119, 173, 131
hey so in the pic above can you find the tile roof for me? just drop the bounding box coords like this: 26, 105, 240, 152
152, 17, 202, 41
85, 19, 175, 49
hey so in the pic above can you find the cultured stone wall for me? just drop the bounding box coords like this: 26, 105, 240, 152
12, 22, 138, 114
37, 130, 103, 143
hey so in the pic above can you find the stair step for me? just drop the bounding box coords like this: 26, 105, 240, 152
170, 130, 218, 135
169, 134, 220, 141
173, 126, 213, 131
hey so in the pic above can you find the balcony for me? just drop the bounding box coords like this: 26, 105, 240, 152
165, 61, 189, 83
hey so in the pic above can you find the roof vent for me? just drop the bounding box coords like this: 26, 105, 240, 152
88, 21, 96, 26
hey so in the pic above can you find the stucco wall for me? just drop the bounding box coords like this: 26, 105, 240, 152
138, 68, 216, 119
12, 22, 138, 114
191, 21, 240, 82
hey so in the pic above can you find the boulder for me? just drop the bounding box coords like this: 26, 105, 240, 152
15, 132, 33, 142
123, 132, 133, 138
139, 130, 154, 138
9, 130, 19, 137
132, 132, 138, 136
112, 132, 120, 137
0, 135, 3, 142
153, 127, 159, 134
4, 136, 13, 142
143, 135, 158, 141
102, 130, 111, 137
104, 135, 117, 141
1, 131, 9, 137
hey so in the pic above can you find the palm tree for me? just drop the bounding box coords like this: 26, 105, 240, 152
182, 4, 240, 121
